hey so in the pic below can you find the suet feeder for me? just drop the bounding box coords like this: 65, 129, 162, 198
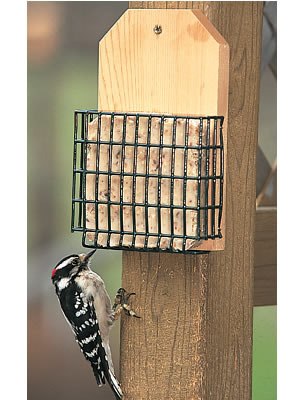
71, 9, 229, 253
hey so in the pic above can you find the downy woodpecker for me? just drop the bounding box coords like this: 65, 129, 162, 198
51, 249, 139, 399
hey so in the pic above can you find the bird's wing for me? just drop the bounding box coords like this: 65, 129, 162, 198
58, 282, 110, 386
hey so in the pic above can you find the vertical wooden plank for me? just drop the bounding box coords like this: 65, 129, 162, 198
123, 4, 207, 398
200, 3, 263, 399
129, 1, 143, 8
121, 251, 208, 399
123, 2, 263, 399
254, 207, 277, 306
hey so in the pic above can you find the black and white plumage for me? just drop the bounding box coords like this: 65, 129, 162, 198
51, 250, 122, 399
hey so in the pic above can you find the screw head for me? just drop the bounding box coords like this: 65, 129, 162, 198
153, 25, 162, 35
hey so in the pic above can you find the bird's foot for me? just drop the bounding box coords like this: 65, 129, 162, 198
113, 288, 141, 319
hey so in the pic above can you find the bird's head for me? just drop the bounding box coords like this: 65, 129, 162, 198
51, 249, 96, 283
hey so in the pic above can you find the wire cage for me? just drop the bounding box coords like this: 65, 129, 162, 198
71, 110, 224, 254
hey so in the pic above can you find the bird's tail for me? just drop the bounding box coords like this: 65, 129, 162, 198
108, 370, 123, 399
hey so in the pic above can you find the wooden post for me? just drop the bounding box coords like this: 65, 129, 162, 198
121, 2, 263, 399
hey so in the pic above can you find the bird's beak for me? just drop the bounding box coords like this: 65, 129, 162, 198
79, 249, 96, 264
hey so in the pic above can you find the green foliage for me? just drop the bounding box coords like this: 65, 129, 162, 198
253, 306, 277, 400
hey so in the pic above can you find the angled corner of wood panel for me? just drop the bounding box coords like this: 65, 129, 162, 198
192, 9, 229, 48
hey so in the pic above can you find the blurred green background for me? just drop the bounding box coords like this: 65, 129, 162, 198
27, 2, 276, 399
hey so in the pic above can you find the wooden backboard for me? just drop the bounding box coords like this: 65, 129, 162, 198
98, 9, 229, 250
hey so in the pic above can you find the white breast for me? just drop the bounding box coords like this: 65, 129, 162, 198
74, 271, 114, 335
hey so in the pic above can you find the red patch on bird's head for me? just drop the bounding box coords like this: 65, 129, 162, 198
51, 268, 57, 279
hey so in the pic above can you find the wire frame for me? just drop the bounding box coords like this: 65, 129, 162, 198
71, 110, 224, 254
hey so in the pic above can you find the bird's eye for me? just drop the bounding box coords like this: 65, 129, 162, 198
72, 259, 78, 266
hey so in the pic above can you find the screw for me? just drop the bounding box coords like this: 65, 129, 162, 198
153, 25, 162, 35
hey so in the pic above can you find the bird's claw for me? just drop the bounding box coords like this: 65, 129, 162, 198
113, 288, 141, 319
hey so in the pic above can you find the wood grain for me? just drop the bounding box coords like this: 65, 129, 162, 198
202, 3, 263, 399
121, 2, 263, 399
254, 207, 277, 306
121, 251, 208, 399
98, 9, 228, 116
